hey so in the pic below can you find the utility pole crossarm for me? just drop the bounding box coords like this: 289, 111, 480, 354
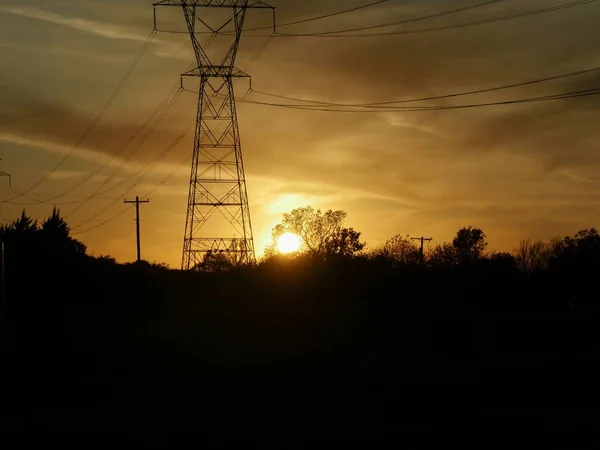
411, 236, 433, 264
124, 198, 151, 205
153, 1, 273, 9
248, 1, 275, 9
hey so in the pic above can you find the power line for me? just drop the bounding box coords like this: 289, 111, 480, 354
70, 119, 195, 230
241, 33, 276, 72
51, 36, 215, 213
71, 152, 193, 237
1, 189, 118, 207
71, 88, 255, 235
249, 64, 600, 108
70, 208, 130, 236
239, 0, 598, 38
71, 20, 270, 235
245, 0, 391, 31
26, 85, 181, 207
154, 0, 494, 36
72, 82, 598, 233
279, 0, 507, 36
24, 39, 211, 208
201, 86, 600, 113
4, 30, 157, 203
65, 88, 182, 218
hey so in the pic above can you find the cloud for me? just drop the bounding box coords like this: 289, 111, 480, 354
0, 5, 192, 60
47, 170, 94, 180
0, 85, 192, 171
0, 5, 150, 42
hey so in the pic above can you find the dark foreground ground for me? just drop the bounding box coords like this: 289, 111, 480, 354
1, 257, 599, 438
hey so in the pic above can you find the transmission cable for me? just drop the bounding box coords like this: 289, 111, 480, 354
233, 87, 600, 112
245, 0, 391, 31
56, 35, 215, 215
279, 0, 507, 36
70, 119, 195, 231
238, 0, 597, 38
2, 188, 117, 206
33, 85, 181, 208
70, 208, 131, 236
71, 89, 257, 234
71, 30, 269, 232
249, 64, 600, 108
70, 148, 195, 237
3, 30, 157, 203
66, 89, 182, 218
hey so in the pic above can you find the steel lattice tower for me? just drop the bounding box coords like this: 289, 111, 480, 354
154, 0, 273, 270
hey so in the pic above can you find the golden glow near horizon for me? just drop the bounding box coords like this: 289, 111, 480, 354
276, 232, 302, 255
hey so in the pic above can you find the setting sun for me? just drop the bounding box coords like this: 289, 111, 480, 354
277, 232, 302, 254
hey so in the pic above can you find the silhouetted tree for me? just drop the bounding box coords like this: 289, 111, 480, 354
514, 239, 551, 275
483, 252, 517, 270
372, 234, 421, 267
94, 255, 118, 265
550, 228, 600, 271
11, 210, 37, 234
268, 206, 364, 258
452, 226, 487, 265
196, 251, 235, 273
41, 207, 69, 237
322, 227, 365, 258
3, 210, 38, 268
426, 243, 457, 268
195, 239, 249, 272
1, 209, 86, 273
39, 207, 87, 256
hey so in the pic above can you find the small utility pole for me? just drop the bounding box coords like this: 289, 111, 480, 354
411, 236, 433, 263
124, 196, 150, 263
0, 159, 11, 189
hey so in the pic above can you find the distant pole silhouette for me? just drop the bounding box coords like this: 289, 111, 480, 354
124, 196, 150, 263
0, 158, 11, 188
411, 236, 433, 263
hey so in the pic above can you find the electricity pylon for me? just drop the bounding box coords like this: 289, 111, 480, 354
154, 0, 274, 270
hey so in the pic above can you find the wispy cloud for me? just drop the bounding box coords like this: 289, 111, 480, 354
0, 5, 192, 60
381, 113, 441, 136
0, 132, 188, 177
0, 5, 150, 42
47, 170, 89, 180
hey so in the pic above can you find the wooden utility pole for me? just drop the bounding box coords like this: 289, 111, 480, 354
124, 196, 150, 263
411, 236, 433, 263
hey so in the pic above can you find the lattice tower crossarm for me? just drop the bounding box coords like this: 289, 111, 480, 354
154, 0, 274, 270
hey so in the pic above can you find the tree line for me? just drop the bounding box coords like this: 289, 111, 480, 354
1, 208, 86, 266
2, 206, 599, 276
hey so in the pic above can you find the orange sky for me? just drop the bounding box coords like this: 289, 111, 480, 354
1, 0, 599, 267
